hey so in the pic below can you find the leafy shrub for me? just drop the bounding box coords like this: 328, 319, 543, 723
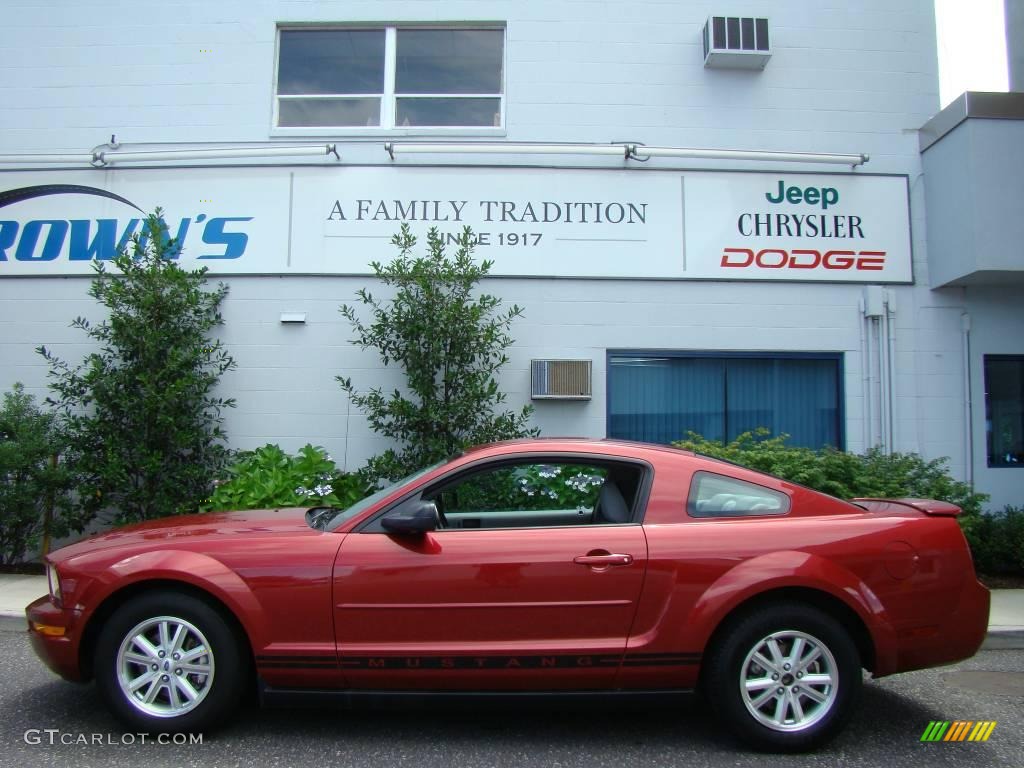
673, 429, 987, 516
39, 211, 235, 524
673, 431, 1012, 569
0, 384, 80, 563
959, 506, 1024, 575
339, 224, 537, 482
204, 444, 370, 512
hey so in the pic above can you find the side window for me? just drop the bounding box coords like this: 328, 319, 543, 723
688, 471, 789, 518
275, 26, 505, 130
432, 461, 640, 529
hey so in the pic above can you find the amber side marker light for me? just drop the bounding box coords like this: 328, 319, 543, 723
31, 622, 66, 637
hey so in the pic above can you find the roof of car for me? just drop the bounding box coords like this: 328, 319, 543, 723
460, 437, 697, 458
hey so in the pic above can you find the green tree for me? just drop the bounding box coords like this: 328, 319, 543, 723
339, 224, 537, 481
38, 210, 235, 524
0, 384, 79, 563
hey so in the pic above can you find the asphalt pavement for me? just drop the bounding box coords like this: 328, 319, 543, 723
2, 572, 1023, 767
0, 627, 1021, 768
2, 574, 1022, 767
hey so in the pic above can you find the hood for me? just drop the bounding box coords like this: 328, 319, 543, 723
50, 507, 314, 562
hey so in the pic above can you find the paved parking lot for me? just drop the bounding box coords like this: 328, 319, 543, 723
0, 625, 1021, 768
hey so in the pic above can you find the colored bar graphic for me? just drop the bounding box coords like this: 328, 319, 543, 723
945, 721, 971, 741
973, 722, 997, 742
921, 721, 950, 741
921, 721, 996, 742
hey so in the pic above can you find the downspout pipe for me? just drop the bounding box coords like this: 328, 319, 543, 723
961, 312, 974, 488
859, 298, 872, 451
883, 291, 896, 453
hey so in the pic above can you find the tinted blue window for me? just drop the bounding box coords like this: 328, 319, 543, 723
608, 354, 841, 449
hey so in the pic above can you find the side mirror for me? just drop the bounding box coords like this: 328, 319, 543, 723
381, 501, 439, 535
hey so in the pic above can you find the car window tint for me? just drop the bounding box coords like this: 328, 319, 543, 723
431, 461, 639, 529
688, 471, 790, 518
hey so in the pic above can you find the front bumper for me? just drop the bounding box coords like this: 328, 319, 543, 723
26, 595, 85, 682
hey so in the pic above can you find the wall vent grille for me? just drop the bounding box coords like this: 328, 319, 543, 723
702, 16, 771, 69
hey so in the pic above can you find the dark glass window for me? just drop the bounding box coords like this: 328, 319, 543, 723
276, 26, 503, 129
985, 355, 1024, 467
396, 29, 503, 94
608, 353, 842, 449
278, 30, 385, 95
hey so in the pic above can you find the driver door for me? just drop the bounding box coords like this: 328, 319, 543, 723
332, 458, 649, 690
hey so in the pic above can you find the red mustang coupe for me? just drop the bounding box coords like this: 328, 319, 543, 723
27, 439, 989, 751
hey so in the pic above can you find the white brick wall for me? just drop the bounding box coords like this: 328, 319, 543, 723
2, 0, 939, 164
2, 1, 988, 498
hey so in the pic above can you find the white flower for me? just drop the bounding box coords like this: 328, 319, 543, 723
295, 486, 308, 496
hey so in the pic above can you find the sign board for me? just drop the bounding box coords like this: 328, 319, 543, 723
0, 166, 912, 282
682, 172, 911, 282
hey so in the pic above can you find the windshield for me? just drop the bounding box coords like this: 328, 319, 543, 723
317, 460, 449, 531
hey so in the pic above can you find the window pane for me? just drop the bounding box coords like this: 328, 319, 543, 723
395, 97, 501, 127
431, 462, 640, 529
985, 356, 1024, 467
608, 357, 725, 444
396, 29, 503, 94
689, 472, 790, 517
727, 358, 839, 449
440, 464, 607, 514
278, 30, 385, 95
278, 97, 380, 127
608, 354, 841, 449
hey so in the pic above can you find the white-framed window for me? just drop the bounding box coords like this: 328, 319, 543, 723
274, 25, 505, 133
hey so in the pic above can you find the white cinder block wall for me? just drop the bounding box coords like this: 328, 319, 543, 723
2, 1, 990, 500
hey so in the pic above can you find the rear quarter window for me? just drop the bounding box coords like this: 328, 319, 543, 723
687, 471, 790, 518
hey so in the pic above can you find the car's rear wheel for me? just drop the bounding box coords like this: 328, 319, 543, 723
94, 591, 246, 732
704, 602, 861, 752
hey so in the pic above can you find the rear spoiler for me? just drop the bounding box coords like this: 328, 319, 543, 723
851, 498, 962, 517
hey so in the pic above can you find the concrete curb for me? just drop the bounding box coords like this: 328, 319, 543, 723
0, 615, 26, 632
981, 630, 1024, 650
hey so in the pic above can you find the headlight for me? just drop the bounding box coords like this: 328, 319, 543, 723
46, 563, 62, 606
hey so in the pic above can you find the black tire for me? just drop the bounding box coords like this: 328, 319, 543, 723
94, 591, 248, 733
703, 602, 862, 752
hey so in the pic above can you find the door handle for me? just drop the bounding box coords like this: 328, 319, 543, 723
574, 553, 633, 567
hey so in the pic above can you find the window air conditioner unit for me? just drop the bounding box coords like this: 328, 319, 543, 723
531, 360, 592, 400
702, 16, 771, 70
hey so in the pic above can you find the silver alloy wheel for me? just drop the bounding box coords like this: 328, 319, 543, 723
115, 615, 215, 719
739, 630, 838, 732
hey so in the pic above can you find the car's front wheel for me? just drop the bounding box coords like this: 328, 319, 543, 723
94, 591, 247, 732
704, 602, 862, 752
